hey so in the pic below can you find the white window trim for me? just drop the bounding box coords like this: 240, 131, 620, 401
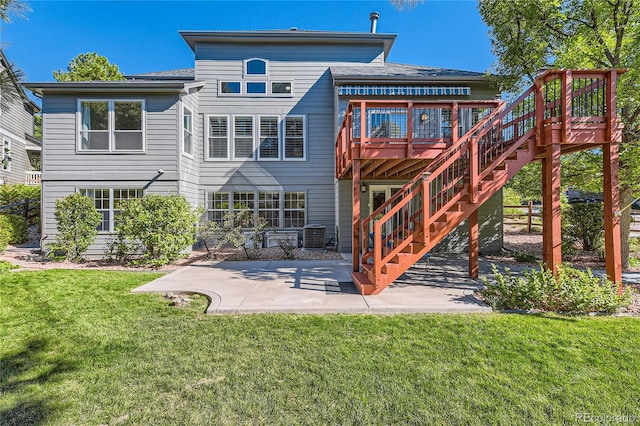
283, 115, 307, 161
232, 116, 256, 161
77, 187, 144, 233
283, 190, 307, 229
270, 81, 294, 97
76, 99, 146, 154
182, 105, 194, 158
243, 58, 269, 79
2, 139, 11, 172
217, 80, 243, 96
205, 114, 231, 161
257, 116, 281, 161
206, 190, 307, 229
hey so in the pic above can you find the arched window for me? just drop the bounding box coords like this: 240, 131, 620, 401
245, 58, 267, 76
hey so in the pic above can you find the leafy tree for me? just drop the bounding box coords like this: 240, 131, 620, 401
0, 58, 25, 113
53, 52, 125, 81
50, 193, 101, 261
33, 113, 41, 139
0, 0, 30, 23
479, 0, 640, 268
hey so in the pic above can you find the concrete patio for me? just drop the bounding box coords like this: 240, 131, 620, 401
132, 254, 495, 314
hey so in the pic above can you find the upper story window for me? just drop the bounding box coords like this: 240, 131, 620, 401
245, 59, 267, 76
218, 58, 292, 97
183, 106, 193, 156
78, 99, 144, 152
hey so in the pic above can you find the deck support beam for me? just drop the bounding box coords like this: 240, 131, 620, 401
603, 142, 623, 289
542, 143, 562, 273
468, 209, 479, 279
352, 159, 361, 273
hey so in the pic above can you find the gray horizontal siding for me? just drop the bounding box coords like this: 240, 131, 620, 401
41, 180, 180, 258
42, 94, 181, 181
199, 112, 334, 187
0, 137, 33, 184
180, 92, 200, 206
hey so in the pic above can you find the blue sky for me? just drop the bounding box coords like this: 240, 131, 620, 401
2, 0, 494, 91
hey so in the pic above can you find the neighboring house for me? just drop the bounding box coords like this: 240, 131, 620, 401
0, 49, 41, 186
27, 24, 504, 260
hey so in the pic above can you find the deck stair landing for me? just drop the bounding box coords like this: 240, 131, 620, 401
339, 70, 624, 295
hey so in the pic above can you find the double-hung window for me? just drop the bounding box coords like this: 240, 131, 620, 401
234, 116, 254, 159
79, 188, 143, 232
284, 116, 305, 159
258, 192, 280, 227
208, 116, 229, 159
183, 106, 193, 156
259, 116, 279, 159
284, 192, 305, 228
79, 100, 144, 152
207, 192, 229, 224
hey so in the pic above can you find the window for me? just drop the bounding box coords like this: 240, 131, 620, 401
79, 100, 144, 152
259, 116, 279, 159
233, 192, 255, 213
234, 116, 254, 159
245, 59, 267, 76
79, 188, 143, 232
258, 192, 280, 227
271, 82, 292, 95
183, 106, 193, 156
208, 116, 229, 159
284, 116, 305, 159
207, 192, 229, 224
284, 192, 305, 228
246, 81, 267, 95
220, 81, 241, 95
2, 140, 11, 171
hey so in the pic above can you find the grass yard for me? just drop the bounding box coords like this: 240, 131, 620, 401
1, 270, 640, 425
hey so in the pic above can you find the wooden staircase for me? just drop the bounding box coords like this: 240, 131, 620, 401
341, 69, 624, 295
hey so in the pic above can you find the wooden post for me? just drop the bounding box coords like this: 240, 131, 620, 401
469, 137, 478, 203
422, 173, 430, 244
542, 143, 562, 273
527, 200, 533, 234
561, 70, 572, 142
468, 209, 479, 279
352, 159, 361, 273
452, 102, 459, 141
603, 142, 623, 289
606, 70, 618, 142
407, 101, 413, 158
23, 197, 29, 219
535, 77, 545, 146
359, 101, 367, 157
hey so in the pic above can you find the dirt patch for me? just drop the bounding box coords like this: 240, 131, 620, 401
0, 245, 343, 273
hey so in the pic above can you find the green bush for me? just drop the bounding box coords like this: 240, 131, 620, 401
107, 194, 201, 267
482, 264, 633, 313
0, 259, 19, 272
503, 188, 524, 216
0, 184, 41, 205
0, 222, 10, 252
563, 202, 604, 252
49, 193, 101, 262
0, 214, 28, 244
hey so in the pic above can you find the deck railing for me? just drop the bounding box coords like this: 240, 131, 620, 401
25, 171, 41, 186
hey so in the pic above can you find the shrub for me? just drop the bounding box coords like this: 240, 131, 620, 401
49, 193, 101, 262
276, 236, 297, 260
0, 259, 19, 273
0, 184, 41, 205
563, 202, 604, 252
0, 222, 10, 252
513, 251, 536, 263
482, 264, 634, 313
0, 214, 28, 244
225, 211, 269, 260
108, 194, 201, 267
503, 188, 524, 216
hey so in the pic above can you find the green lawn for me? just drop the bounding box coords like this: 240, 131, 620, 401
1, 270, 640, 425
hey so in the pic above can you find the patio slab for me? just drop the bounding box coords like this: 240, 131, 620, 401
132, 256, 492, 314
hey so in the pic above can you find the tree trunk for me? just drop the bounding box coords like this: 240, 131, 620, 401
620, 186, 632, 270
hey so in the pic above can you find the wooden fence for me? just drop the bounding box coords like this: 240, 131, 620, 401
503, 201, 542, 233
0, 197, 40, 222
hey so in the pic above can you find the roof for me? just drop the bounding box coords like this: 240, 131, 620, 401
180, 30, 397, 59
331, 62, 488, 83
0, 49, 41, 113
25, 80, 204, 96
126, 68, 195, 81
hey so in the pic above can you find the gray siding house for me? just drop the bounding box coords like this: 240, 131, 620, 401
1, 50, 41, 186
27, 28, 502, 257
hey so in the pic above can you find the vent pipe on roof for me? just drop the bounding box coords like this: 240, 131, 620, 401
369, 12, 380, 33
